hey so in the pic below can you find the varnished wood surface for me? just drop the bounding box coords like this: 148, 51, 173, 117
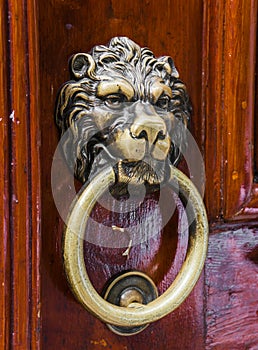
0, 1, 10, 348
0, 0, 41, 348
255, 24, 258, 176
206, 228, 258, 349
202, 0, 225, 220
42, 190, 206, 349
1, 0, 258, 349
203, 0, 258, 220
222, 0, 257, 219
39, 1, 205, 349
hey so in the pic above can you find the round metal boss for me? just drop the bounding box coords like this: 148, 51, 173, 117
103, 271, 158, 335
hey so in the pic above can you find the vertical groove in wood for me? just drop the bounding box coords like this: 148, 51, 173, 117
0, 1, 11, 348
202, 0, 226, 221
26, 0, 41, 347
5, 0, 41, 348
255, 3, 258, 175
8, 0, 30, 345
255, 32, 258, 176
28, 0, 41, 346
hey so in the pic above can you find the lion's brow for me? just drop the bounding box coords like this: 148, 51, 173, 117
97, 79, 135, 100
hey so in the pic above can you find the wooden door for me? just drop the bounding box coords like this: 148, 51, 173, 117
1, 1, 257, 349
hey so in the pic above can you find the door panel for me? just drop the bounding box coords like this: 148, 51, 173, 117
1, 0, 257, 349
203, 0, 258, 220
206, 228, 258, 349
39, 1, 205, 349
0, 0, 40, 348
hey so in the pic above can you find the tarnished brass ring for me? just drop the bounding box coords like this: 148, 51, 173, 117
63, 165, 208, 327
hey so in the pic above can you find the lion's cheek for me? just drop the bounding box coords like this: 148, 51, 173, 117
109, 129, 146, 161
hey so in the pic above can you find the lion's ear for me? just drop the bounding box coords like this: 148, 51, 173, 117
159, 56, 179, 79
70, 53, 96, 80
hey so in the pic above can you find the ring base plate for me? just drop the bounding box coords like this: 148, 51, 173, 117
103, 271, 158, 336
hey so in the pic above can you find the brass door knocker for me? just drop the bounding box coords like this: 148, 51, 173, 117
55, 37, 208, 336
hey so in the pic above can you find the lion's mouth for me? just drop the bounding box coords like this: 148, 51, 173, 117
116, 159, 166, 184
106, 159, 167, 198
89, 143, 169, 197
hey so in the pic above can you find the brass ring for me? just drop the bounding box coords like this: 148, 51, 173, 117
63, 165, 208, 327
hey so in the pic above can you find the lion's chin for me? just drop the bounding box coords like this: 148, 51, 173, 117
105, 159, 167, 198
89, 151, 168, 197
115, 159, 166, 185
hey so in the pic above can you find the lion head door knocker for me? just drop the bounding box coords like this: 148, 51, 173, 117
55, 37, 208, 336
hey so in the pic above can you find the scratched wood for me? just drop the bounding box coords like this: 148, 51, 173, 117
1, 0, 258, 349
205, 228, 258, 349
39, 0, 205, 349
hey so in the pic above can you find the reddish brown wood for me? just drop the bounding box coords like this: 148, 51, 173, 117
8, 1, 30, 344
236, 184, 258, 218
0, 0, 41, 349
255, 19, 258, 176
1, 0, 258, 349
205, 228, 258, 349
0, 2, 10, 348
223, 0, 257, 219
203, 0, 258, 221
39, 1, 205, 349
26, 0, 41, 347
202, 0, 225, 220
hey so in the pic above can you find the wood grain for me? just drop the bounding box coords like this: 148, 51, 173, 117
205, 228, 258, 349
26, 0, 41, 348
223, 0, 257, 219
202, 0, 225, 220
203, 0, 258, 220
0, 1, 10, 348
1, 0, 257, 349
1, 0, 41, 348
39, 1, 205, 349
255, 21, 258, 176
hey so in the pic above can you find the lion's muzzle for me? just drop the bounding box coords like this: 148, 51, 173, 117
104, 102, 172, 187
130, 113, 169, 161
109, 102, 171, 164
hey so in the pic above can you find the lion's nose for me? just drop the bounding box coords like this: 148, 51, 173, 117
130, 116, 167, 145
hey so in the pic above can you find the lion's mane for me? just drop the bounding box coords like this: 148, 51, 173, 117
55, 37, 191, 183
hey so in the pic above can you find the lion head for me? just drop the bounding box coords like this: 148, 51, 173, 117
55, 37, 191, 190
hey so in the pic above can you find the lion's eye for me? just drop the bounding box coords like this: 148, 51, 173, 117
104, 94, 126, 108
156, 96, 170, 110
